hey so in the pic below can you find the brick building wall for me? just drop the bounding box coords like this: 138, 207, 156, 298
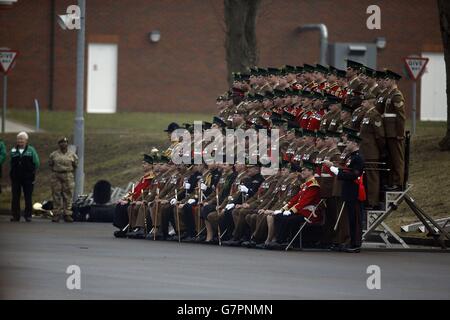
0, 0, 443, 115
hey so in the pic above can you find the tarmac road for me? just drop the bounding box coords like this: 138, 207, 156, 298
0, 216, 449, 300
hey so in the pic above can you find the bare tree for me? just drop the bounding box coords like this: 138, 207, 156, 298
224, 0, 262, 85
438, 0, 450, 151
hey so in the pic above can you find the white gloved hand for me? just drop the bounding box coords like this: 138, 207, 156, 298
330, 166, 339, 176
273, 209, 282, 215
187, 198, 196, 205
200, 183, 208, 191
184, 182, 191, 190
170, 198, 177, 205
225, 203, 235, 210
283, 210, 292, 216
228, 196, 234, 201
239, 185, 249, 193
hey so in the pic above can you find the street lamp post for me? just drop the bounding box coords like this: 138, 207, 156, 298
73, 0, 85, 199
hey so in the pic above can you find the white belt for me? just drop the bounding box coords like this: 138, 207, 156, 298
320, 173, 332, 177
382, 113, 397, 118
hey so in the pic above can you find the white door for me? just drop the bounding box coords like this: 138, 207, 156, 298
420, 52, 447, 121
87, 43, 118, 113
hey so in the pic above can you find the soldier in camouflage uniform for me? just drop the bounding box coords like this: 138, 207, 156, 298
48, 137, 78, 222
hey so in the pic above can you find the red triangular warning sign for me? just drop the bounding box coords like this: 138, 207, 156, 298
0, 50, 19, 74
404, 56, 429, 81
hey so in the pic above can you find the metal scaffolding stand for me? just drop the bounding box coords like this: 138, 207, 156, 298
363, 184, 450, 249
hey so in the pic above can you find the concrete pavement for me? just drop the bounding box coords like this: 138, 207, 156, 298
0, 117, 35, 133
0, 216, 449, 300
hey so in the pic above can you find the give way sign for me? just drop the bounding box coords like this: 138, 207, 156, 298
404, 56, 429, 81
0, 50, 19, 74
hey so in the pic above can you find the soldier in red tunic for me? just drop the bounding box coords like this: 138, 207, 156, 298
306, 92, 326, 132
113, 153, 155, 238
264, 160, 322, 249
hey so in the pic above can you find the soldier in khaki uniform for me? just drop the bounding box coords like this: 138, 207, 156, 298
244, 163, 300, 248
383, 70, 406, 190
375, 82, 389, 115
201, 163, 238, 242
359, 94, 386, 207
340, 103, 354, 133
223, 164, 283, 246
49, 137, 78, 222
346, 60, 365, 93
204, 164, 245, 239
155, 163, 195, 240
126, 155, 175, 239
362, 67, 381, 98
319, 95, 342, 133
349, 93, 365, 131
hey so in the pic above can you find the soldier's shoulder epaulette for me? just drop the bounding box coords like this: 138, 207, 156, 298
387, 87, 400, 96
306, 178, 320, 188
144, 172, 155, 180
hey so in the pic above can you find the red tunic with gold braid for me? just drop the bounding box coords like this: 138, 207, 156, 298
306, 109, 325, 131
328, 83, 342, 97
128, 172, 155, 201
286, 177, 321, 223
314, 81, 329, 94
304, 81, 318, 92
299, 110, 312, 129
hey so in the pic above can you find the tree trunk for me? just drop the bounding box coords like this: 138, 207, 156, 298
438, 0, 450, 151
224, 0, 261, 85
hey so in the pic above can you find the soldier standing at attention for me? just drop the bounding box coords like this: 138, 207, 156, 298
345, 60, 364, 93
383, 70, 406, 191
49, 137, 78, 222
10, 132, 40, 222
324, 130, 365, 253
359, 94, 385, 208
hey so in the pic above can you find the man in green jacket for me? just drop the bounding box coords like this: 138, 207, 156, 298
10, 132, 40, 222
0, 138, 6, 193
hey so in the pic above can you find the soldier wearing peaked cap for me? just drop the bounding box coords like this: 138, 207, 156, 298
359, 93, 385, 208
113, 153, 155, 238
361, 67, 380, 98
126, 154, 167, 239
246, 163, 302, 248
323, 129, 365, 253
338, 101, 354, 136
350, 94, 366, 131
162, 122, 182, 159
320, 95, 342, 133
264, 160, 322, 249
383, 70, 406, 190
346, 60, 365, 93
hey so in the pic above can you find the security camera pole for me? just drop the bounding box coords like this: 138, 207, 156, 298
73, 0, 86, 199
